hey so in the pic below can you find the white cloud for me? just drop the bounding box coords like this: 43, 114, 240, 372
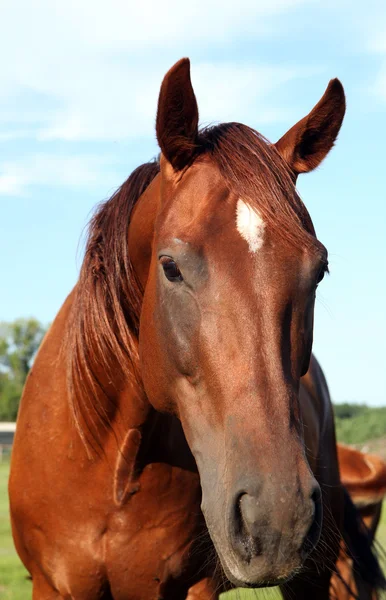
364, 7, 386, 55
0, 174, 23, 196
343, 2, 386, 102
35, 61, 320, 143
191, 63, 321, 127
369, 38, 386, 104
0, 0, 315, 143
0, 130, 36, 141
0, 0, 311, 54
369, 36, 386, 55
0, 154, 121, 197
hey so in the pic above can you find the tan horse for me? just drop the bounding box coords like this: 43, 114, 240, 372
9, 58, 385, 599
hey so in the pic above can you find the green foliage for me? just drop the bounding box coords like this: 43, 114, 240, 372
0, 377, 21, 421
0, 319, 45, 383
333, 402, 368, 420
0, 319, 46, 422
334, 405, 386, 445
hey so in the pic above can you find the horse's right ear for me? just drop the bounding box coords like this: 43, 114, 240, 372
156, 58, 199, 171
275, 79, 346, 175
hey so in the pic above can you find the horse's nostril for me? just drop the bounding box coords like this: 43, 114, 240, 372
239, 494, 259, 531
311, 485, 322, 507
301, 485, 323, 559
232, 493, 263, 561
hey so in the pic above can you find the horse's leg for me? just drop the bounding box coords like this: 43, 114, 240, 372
186, 578, 219, 599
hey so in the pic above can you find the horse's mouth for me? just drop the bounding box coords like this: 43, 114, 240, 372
223, 562, 300, 590
214, 541, 302, 590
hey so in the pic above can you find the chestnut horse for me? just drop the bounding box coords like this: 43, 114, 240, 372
9, 59, 385, 599
332, 445, 386, 599
338, 445, 386, 516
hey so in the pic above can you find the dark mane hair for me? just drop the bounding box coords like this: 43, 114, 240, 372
67, 123, 326, 445
66, 159, 159, 446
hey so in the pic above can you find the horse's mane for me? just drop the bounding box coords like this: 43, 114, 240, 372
67, 123, 326, 446
66, 159, 159, 446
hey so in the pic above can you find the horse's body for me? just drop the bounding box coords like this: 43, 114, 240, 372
10, 290, 208, 599
9, 59, 384, 599
338, 444, 386, 513
9, 302, 337, 599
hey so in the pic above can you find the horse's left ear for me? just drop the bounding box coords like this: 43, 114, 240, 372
156, 58, 199, 171
275, 79, 345, 174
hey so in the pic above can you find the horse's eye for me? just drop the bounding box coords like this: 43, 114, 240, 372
160, 257, 183, 282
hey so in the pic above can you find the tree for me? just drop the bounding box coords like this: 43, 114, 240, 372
0, 319, 47, 420
333, 402, 367, 420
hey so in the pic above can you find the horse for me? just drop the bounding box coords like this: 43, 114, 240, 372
338, 444, 386, 518
9, 58, 385, 599
332, 445, 386, 599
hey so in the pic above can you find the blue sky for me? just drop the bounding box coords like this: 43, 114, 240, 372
0, 1, 385, 406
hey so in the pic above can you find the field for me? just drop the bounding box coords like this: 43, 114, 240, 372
0, 460, 385, 600
335, 406, 386, 448
0, 461, 30, 600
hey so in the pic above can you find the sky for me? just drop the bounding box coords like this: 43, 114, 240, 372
0, 0, 385, 406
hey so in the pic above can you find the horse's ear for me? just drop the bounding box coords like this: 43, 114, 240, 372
275, 79, 345, 174
156, 58, 199, 171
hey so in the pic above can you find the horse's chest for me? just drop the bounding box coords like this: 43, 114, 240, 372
104, 462, 203, 599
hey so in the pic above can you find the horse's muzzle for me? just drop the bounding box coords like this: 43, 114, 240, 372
224, 480, 323, 587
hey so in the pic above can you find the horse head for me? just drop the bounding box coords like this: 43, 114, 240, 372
129, 58, 345, 587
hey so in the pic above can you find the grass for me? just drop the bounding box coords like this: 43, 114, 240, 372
0, 461, 30, 600
335, 407, 386, 446
378, 503, 386, 562
0, 460, 384, 600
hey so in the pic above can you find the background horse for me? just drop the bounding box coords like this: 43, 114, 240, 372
9, 58, 385, 599
332, 445, 386, 599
